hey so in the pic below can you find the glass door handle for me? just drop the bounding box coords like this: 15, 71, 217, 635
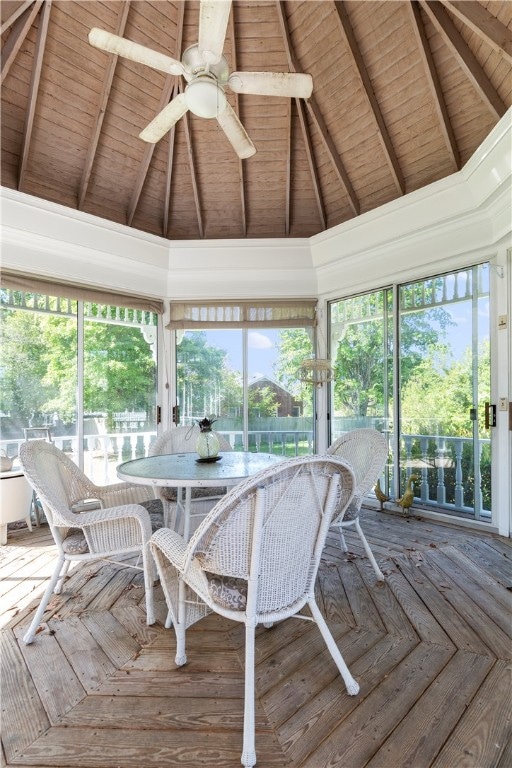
484, 402, 496, 428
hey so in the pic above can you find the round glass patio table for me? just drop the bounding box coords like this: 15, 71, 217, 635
117, 451, 284, 540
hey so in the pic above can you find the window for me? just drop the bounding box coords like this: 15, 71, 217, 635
171, 300, 317, 455
0, 284, 160, 483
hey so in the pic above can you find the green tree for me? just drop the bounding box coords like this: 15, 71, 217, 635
0, 309, 58, 429
40, 315, 77, 423
273, 328, 313, 394
248, 385, 278, 416
332, 301, 454, 418
0, 305, 157, 434
83, 321, 156, 427
176, 332, 229, 418
401, 340, 490, 438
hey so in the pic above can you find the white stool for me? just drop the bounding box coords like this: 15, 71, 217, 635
0, 470, 33, 545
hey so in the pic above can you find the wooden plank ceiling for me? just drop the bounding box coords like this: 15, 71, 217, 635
1, 0, 511, 241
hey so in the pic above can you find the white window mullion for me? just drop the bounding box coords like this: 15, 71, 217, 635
77, 301, 84, 470
243, 328, 248, 450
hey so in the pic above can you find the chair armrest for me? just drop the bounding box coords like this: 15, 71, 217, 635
90, 482, 154, 508
150, 527, 189, 571
77, 503, 153, 544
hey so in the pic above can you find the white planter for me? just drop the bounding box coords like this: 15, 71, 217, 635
0, 470, 33, 545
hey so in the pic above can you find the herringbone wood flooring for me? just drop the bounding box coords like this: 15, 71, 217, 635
1, 509, 511, 768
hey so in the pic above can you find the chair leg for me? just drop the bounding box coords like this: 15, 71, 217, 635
174, 576, 188, 666
308, 598, 359, 696
164, 609, 173, 629
54, 559, 71, 594
241, 621, 257, 768
23, 555, 66, 644
354, 518, 385, 581
31, 491, 41, 526
339, 527, 349, 553
142, 546, 156, 625
163, 499, 179, 531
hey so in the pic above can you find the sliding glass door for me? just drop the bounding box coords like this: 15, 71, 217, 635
399, 265, 491, 519
328, 263, 491, 520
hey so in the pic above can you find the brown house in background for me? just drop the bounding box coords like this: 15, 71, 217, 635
248, 376, 303, 417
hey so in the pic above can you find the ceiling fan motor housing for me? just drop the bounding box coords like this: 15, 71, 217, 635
182, 45, 229, 82
185, 75, 227, 118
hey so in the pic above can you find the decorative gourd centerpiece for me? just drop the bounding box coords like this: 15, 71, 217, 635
195, 417, 220, 460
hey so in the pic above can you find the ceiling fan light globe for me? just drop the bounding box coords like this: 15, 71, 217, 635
185, 78, 227, 118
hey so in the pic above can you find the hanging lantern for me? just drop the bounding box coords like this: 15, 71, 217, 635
297, 358, 334, 387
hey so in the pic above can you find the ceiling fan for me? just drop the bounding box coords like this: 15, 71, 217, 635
89, 0, 313, 159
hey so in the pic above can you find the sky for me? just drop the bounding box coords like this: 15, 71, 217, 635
205, 329, 281, 380
201, 298, 489, 381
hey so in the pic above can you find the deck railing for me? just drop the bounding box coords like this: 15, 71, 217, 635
1, 429, 490, 517
401, 433, 491, 519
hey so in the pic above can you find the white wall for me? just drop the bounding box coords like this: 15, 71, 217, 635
1, 110, 510, 534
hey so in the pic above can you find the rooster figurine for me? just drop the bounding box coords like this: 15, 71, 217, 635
396, 475, 418, 513
374, 479, 389, 510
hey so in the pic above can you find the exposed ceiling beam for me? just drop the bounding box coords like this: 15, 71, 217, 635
18, 0, 51, 190
1, 0, 43, 85
408, 1, 460, 170
440, 0, 512, 66
78, 1, 130, 210
228, 4, 247, 237
421, 1, 507, 120
304, 98, 360, 217
164, 2, 185, 238
333, 1, 405, 196
0, 0, 34, 35
296, 97, 326, 232
275, 0, 359, 217
127, 75, 176, 226
181, 87, 203, 239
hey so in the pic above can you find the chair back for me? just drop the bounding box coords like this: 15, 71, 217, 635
187, 455, 355, 618
19, 441, 97, 528
149, 426, 232, 456
327, 428, 388, 513
24, 427, 53, 442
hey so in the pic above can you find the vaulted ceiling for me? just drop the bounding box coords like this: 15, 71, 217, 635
1, 1, 511, 242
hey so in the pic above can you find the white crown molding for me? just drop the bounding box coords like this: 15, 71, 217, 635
0, 187, 171, 265
164, 266, 317, 300
311, 108, 512, 273
1, 224, 170, 298
169, 236, 310, 254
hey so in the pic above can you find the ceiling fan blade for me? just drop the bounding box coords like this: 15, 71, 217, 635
139, 94, 189, 143
228, 71, 313, 99
216, 102, 256, 159
198, 0, 231, 65
89, 28, 184, 76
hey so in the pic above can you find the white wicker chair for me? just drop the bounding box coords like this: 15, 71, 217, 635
149, 426, 232, 533
19, 441, 156, 644
327, 428, 388, 581
150, 455, 358, 768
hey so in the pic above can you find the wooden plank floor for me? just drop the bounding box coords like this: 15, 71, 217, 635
1, 509, 511, 768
